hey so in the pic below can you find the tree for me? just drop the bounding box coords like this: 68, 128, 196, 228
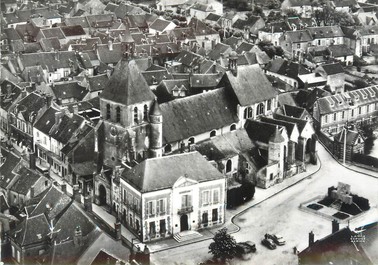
209, 228, 237, 262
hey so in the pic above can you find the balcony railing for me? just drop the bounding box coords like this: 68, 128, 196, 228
177, 206, 193, 215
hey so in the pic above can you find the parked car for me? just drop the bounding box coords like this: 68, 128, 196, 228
235, 241, 256, 259
266, 233, 286, 246
261, 238, 276, 250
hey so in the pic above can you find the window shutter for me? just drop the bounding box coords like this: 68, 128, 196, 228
181, 195, 186, 208
156, 200, 160, 214
188, 195, 192, 207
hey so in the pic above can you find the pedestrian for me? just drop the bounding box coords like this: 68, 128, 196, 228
293, 246, 297, 254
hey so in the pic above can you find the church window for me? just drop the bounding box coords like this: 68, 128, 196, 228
244, 107, 253, 119
143, 105, 148, 121
230, 124, 236, 131
210, 130, 216, 138
267, 99, 272, 111
134, 107, 138, 123
116, 106, 121, 123
106, 104, 111, 120
226, 159, 232, 173
164, 144, 172, 153
256, 103, 265, 116
188, 137, 195, 146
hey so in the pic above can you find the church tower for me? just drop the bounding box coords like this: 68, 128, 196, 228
99, 56, 155, 166
149, 101, 163, 158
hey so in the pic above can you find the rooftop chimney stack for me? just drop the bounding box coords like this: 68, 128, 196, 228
309, 231, 315, 247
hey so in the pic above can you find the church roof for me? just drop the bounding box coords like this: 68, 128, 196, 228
100, 58, 155, 105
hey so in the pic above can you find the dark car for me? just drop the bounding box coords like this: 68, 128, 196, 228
266, 233, 286, 246
261, 238, 276, 250
235, 241, 256, 260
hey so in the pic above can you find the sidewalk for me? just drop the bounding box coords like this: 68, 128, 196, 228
91, 158, 321, 254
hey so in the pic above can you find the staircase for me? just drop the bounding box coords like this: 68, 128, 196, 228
173, 230, 203, 243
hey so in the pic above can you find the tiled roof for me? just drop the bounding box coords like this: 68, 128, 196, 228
51, 81, 88, 101
298, 228, 372, 265
87, 74, 108, 92
61, 25, 86, 37
16, 92, 47, 123
223, 64, 277, 106
208, 43, 231, 61
122, 152, 224, 193
100, 58, 155, 105
0, 80, 22, 112
260, 116, 297, 138
10, 213, 50, 246
0, 148, 20, 189
10, 166, 43, 195
149, 18, 173, 32
40, 37, 61, 52
188, 17, 218, 35
39, 27, 66, 39
244, 119, 285, 144
273, 113, 308, 133
160, 87, 239, 144
319, 63, 344, 75
327, 44, 354, 57
196, 129, 255, 160
315, 86, 378, 115
307, 26, 344, 39
205, 13, 221, 22
284, 30, 313, 43
29, 186, 72, 220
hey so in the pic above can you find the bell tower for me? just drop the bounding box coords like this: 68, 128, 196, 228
99, 56, 155, 166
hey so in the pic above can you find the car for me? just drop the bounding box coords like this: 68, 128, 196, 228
235, 241, 256, 260
266, 233, 286, 246
261, 238, 276, 250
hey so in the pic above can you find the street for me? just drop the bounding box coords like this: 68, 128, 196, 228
150, 144, 378, 265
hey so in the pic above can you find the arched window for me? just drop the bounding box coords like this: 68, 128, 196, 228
243, 107, 253, 119
134, 107, 138, 123
226, 159, 232, 173
116, 106, 121, 123
267, 99, 272, 111
210, 130, 216, 138
164, 144, 172, 153
143, 105, 148, 121
106, 104, 111, 120
368, 38, 371, 44
372, 38, 375, 44
230, 124, 236, 131
256, 103, 264, 116
188, 137, 195, 145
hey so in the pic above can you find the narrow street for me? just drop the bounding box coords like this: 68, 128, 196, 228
150, 145, 378, 265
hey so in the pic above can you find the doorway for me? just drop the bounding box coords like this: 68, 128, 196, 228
99, 184, 107, 205
180, 214, 189, 232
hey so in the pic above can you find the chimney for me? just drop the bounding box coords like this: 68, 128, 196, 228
332, 219, 339, 234
309, 231, 315, 246
114, 221, 121, 241
30, 186, 35, 198
55, 51, 60, 61
73, 225, 83, 246
61, 184, 67, 194
54, 111, 63, 126
46, 95, 53, 107
72, 105, 79, 114
108, 40, 113, 51
21, 88, 27, 98
6, 83, 12, 96
29, 152, 36, 170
